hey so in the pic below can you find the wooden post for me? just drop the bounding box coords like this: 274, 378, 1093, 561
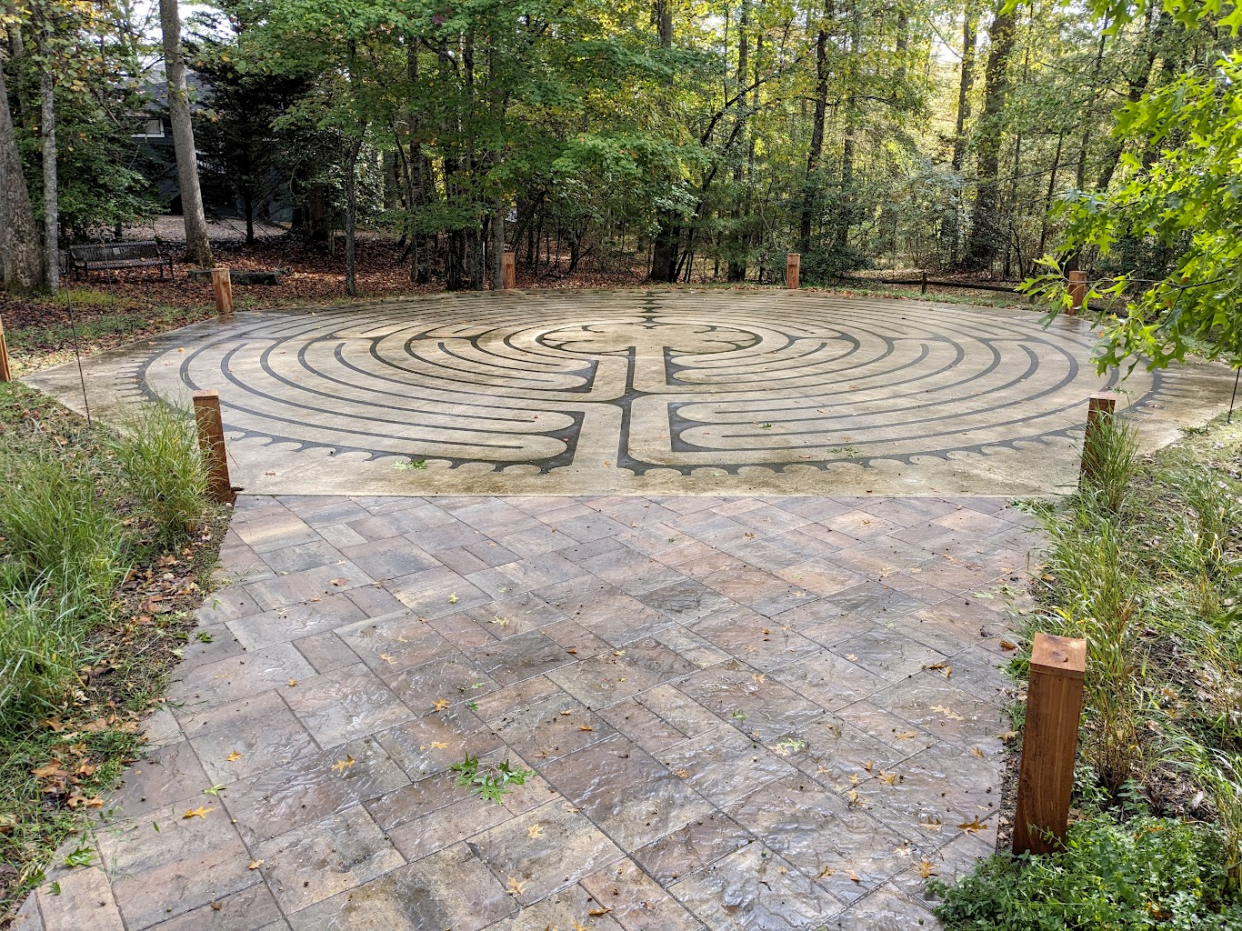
786, 253, 800, 290
1079, 391, 1118, 480
0, 316, 11, 383
920, 270, 928, 295
501, 252, 517, 290
1068, 270, 1087, 315
192, 391, 235, 504
211, 267, 234, 317
1013, 632, 1086, 855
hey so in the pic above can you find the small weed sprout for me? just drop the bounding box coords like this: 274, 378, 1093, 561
450, 755, 534, 803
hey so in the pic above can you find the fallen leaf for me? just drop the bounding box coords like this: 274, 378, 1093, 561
248, 859, 263, 870
588, 907, 611, 917
848, 869, 861, 883
329, 578, 348, 587
507, 876, 526, 897
817, 865, 834, 878
845, 654, 858, 662
491, 616, 510, 626
864, 760, 873, 772
894, 730, 918, 740
527, 824, 544, 839
183, 806, 214, 820
432, 698, 451, 711
448, 593, 460, 604
878, 771, 898, 786
288, 679, 298, 687
31, 761, 61, 779
332, 756, 356, 773
225, 751, 242, 763
917, 859, 938, 879
996, 730, 1019, 743
958, 816, 986, 833
579, 724, 594, 732
379, 654, 396, 664
970, 746, 985, 758
931, 704, 965, 721
999, 639, 1017, 651
430, 741, 448, 750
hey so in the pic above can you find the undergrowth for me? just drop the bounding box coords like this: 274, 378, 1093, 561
0, 382, 225, 922
934, 411, 1242, 927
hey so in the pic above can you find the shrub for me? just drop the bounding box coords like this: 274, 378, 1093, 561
931, 813, 1242, 930
110, 402, 209, 548
1079, 412, 1139, 516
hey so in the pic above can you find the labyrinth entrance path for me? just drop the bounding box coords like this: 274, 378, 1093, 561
16, 291, 1238, 931
27, 289, 1236, 497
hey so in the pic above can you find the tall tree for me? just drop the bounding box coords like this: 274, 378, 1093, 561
159, 0, 213, 267
963, 0, 1016, 271
944, 0, 977, 267
37, 3, 57, 292
0, 51, 43, 293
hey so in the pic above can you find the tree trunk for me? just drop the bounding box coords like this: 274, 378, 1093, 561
0, 57, 43, 293
344, 135, 361, 296
945, 0, 978, 268
159, 0, 213, 267
243, 189, 255, 245
727, 0, 749, 281
799, 0, 831, 254
649, 0, 679, 282
40, 34, 58, 293
962, 1, 1016, 272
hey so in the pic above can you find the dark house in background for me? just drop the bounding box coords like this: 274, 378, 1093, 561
135, 73, 293, 238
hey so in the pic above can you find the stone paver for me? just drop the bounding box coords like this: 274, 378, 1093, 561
24, 491, 1037, 930
25, 290, 1236, 497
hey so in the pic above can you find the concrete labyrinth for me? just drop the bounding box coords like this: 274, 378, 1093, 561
30, 290, 1235, 496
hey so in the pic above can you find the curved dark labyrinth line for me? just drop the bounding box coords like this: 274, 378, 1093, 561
136, 292, 1155, 475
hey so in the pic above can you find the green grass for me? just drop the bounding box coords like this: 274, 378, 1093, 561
6, 304, 214, 359
933, 413, 1242, 926
0, 382, 224, 920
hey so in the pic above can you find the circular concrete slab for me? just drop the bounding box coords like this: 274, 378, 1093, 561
27, 290, 1236, 496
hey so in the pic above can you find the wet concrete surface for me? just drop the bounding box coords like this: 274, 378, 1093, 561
24, 290, 1238, 497
17, 492, 1037, 930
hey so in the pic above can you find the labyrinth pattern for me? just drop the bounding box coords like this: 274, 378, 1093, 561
111, 289, 1163, 495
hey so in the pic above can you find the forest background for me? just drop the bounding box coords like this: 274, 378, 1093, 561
0, 0, 1239, 367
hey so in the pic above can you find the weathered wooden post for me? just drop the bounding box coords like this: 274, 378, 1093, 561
786, 253, 800, 290
192, 390, 235, 504
0, 316, 11, 383
1068, 270, 1087, 316
920, 271, 928, 295
1079, 391, 1118, 480
1013, 632, 1086, 855
501, 252, 517, 290
211, 267, 234, 317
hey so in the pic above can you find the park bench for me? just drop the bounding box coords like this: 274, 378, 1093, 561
68, 241, 174, 280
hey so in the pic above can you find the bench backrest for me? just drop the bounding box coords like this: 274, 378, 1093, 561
69, 241, 164, 262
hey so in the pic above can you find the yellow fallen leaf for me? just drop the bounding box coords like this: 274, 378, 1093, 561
751, 673, 766, 683
996, 729, 1019, 742
379, 654, 396, 664
999, 639, 1017, 651
958, 816, 986, 833
332, 756, 356, 773
432, 698, 451, 711
895, 731, 918, 740
507, 876, 525, 896
491, 616, 510, 626
817, 865, 834, 878
579, 724, 594, 732
448, 593, 460, 604
248, 859, 263, 870
931, 704, 965, 721
588, 907, 611, 917
430, 742, 448, 750
917, 859, 938, 879
527, 824, 544, 839
183, 806, 213, 819
329, 578, 348, 587
864, 760, 873, 772
970, 746, 985, 758
674, 769, 689, 778
288, 679, 298, 687
878, 771, 898, 786
225, 751, 241, 763
848, 869, 861, 883
845, 654, 859, 662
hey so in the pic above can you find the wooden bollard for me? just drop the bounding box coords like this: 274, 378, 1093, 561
786, 253, 800, 290
1068, 270, 1087, 316
1013, 632, 1086, 855
1080, 391, 1118, 480
192, 390, 235, 504
211, 267, 234, 316
0, 316, 11, 383
501, 252, 516, 290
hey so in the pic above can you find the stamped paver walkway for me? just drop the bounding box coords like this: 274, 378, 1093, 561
17, 491, 1036, 931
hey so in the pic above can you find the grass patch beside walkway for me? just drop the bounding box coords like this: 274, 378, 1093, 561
0, 383, 228, 923
933, 413, 1242, 928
